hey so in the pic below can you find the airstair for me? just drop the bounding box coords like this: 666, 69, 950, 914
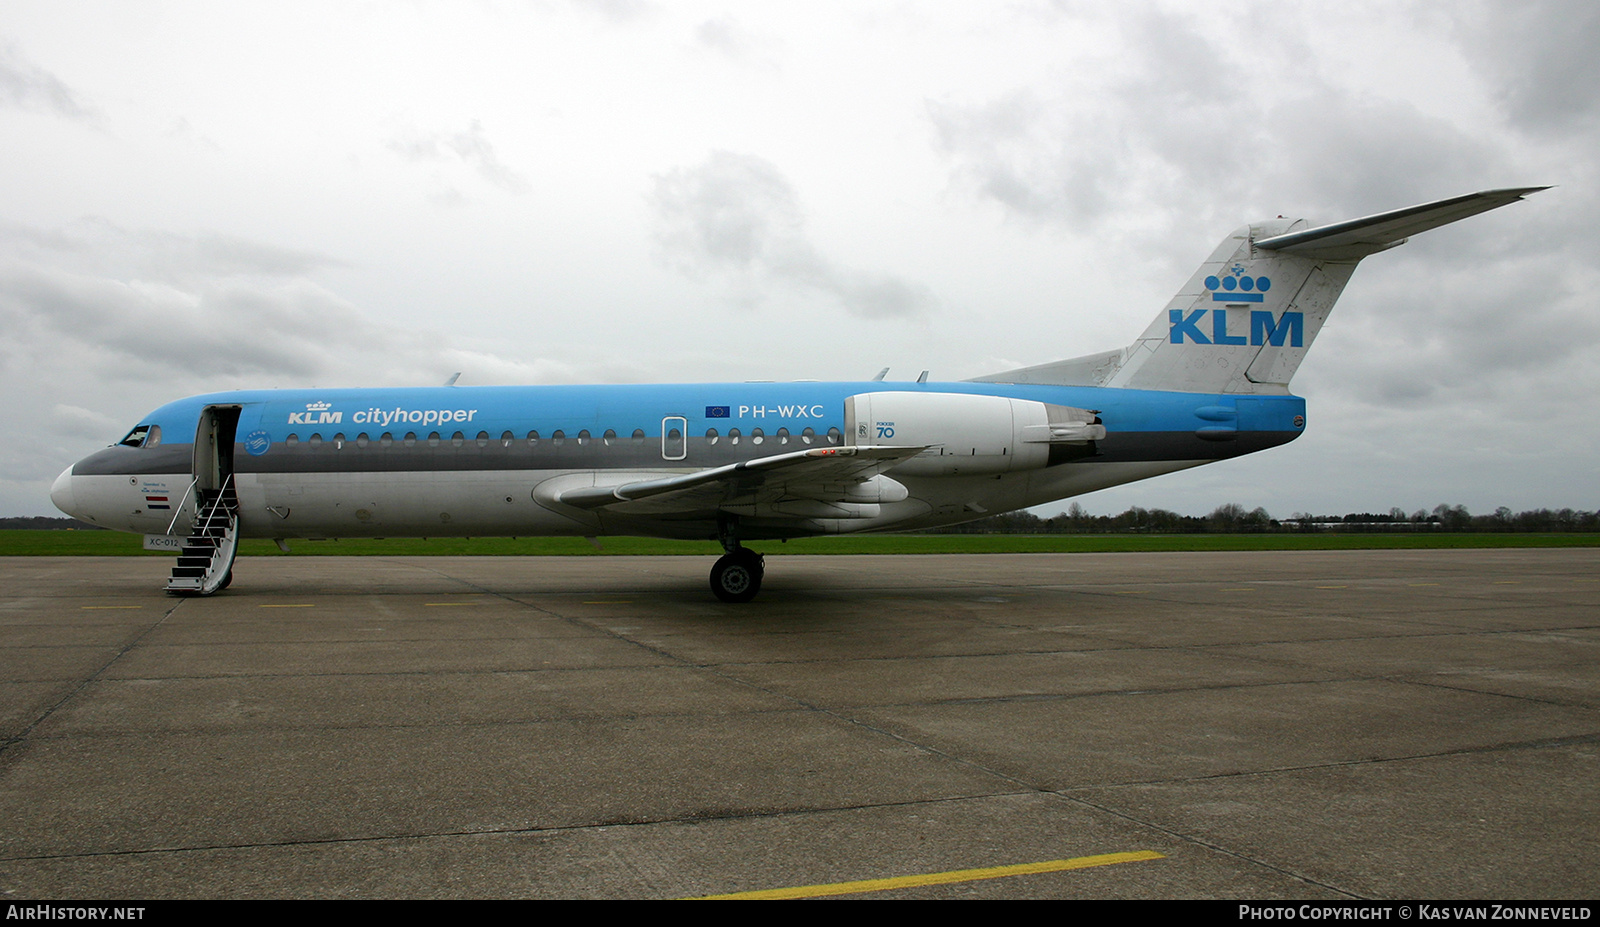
164, 476, 239, 596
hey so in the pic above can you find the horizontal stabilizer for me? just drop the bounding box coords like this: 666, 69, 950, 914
1254, 187, 1549, 260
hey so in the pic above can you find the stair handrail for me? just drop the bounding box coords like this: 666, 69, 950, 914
195, 473, 237, 535
166, 478, 200, 535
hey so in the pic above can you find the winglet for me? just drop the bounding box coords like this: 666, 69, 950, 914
1254, 187, 1550, 260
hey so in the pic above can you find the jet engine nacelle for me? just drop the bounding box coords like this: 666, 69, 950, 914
845, 391, 1104, 477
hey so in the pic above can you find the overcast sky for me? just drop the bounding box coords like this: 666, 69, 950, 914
3, 1, 1596, 519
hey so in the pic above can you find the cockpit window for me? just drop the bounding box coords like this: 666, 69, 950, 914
118, 424, 160, 448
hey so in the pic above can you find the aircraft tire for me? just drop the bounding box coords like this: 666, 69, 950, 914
217, 570, 233, 591
710, 550, 763, 603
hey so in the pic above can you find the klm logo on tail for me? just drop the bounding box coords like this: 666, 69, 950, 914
1169, 263, 1303, 346
1169, 309, 1304, 346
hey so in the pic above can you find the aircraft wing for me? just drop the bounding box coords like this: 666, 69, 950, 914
1253, 187, 1549, 260
555, 445, 927, 516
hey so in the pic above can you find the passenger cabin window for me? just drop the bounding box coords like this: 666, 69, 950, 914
356, 433, 370, 449
706, 428, 719, 445
309, 433, 323, 448
632, 429, 645, 444
552, 430, 565, 446
428, 432, 441, 448
380, 433, 393, 448
501, 431, 514, 447
577, 429, 591, 446
728, 428, 741, 445
404, 432, 417, 447
476, 431, 490, 448
777, 427, 789, 445
286, 434, 299, 447
751, 428, 764, 445
801, 427, 814, 445
333, 433, 346, 450
451, 432, 465, 448
527, 431, 539, 446
827, 427, 842, 445
603, 429, 617, 446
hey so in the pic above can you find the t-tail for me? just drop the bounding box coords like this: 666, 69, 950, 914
973, 187, 1548, 394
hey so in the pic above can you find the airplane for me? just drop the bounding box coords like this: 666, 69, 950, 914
50, 187, 1546, 602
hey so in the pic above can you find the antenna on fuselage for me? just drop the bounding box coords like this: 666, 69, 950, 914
443, 372, 461, 387
872, 368, 889, 381
916, 370, 929, 383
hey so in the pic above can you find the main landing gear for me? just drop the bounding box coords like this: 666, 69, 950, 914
710, 548, 764, 603
710, 515, 764, 603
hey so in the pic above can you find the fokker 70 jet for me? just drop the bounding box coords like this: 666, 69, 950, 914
51, 187, 1545, 601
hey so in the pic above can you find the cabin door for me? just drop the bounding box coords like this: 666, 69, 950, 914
193, 405, 242, 493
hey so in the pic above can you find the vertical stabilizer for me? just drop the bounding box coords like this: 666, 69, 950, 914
1105, 218, 1350, 394
972, 188, 1547, 394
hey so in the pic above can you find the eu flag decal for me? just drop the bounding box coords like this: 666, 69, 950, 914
705, 406, 730, 418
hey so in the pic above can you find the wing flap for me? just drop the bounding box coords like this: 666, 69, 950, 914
557, 445, 926, 514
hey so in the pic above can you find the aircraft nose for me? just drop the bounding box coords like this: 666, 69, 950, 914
50, 465, 79, 518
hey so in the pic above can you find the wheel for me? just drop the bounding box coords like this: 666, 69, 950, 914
710, 550, 763, 603
217, 570, 233, 590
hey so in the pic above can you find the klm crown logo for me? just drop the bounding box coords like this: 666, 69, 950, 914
1204, 264, 1270, 303
305, 401, 332, 411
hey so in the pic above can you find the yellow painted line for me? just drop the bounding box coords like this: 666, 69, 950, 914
81, 605, 144, 610
689, 850, 1165, 900
260, 604, 314, 608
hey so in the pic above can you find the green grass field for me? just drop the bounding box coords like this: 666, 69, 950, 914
4, 529, 1597, 557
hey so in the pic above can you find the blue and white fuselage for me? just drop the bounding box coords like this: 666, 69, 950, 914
50, 188, 1545, 600
54, 381, 1304, 540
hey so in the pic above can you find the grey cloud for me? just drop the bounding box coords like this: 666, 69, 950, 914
0, 262, 349, 379
1252, 95, 1510, 226
928, 8, 1253, 229
1328, 246, 1600, 408
695, 17, 744, 56
0, 42, 95, 121
53, 403, 136, 440
928, 91, 1079, 220
0, 221, 613, 397
388, 120, 529, 194
652, 152, 799, 269
693, 15, 773, 65
651, 152, 935, 319
191, 233, 352, 278
929, 5, 1513, 242
1447, 1, 1600, 137
571, 0, 658, 25
0, 219, 348, 283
